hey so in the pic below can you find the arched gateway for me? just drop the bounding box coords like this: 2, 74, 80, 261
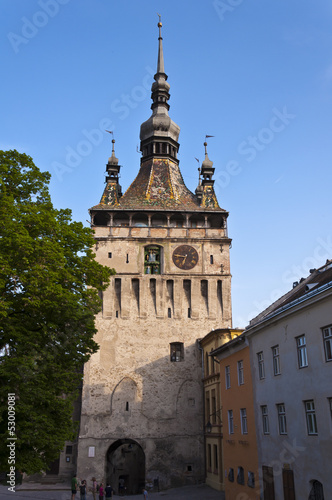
106, 439, 145, 496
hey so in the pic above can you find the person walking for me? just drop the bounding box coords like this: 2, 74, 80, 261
71, 474, 79, 500
98, 482, 104, 500
105, 483, 113, 499
79, 480, 87, 500
142, 487, 148, 499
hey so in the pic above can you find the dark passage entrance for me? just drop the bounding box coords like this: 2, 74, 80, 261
106, 439, 145, 496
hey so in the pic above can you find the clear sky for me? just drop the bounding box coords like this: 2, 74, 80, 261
2, 0, 332, 328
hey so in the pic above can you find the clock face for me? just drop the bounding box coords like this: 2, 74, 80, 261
172, 245, 199, 270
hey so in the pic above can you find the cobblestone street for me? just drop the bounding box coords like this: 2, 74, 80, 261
0, 483, 224, 500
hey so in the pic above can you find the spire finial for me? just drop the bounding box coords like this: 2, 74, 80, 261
106, 130, 118, 166
156, 13, 165, 74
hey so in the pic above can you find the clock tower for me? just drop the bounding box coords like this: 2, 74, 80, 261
77, 19, 232, 493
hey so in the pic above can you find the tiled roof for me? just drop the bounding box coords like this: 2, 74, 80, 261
92, 157, 223, 212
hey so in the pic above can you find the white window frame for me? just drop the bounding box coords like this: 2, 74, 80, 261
225, 365, 231, 389
277, 403, 287, 435
240, 408, 248, 434
257, 351, 265, 379
237, 360, 244, 385
297, 335, 308, 368
323, 326, 332, 362
261, 405, 270, 435
305, 400, 318, 435
228, 410, 234, 435
272, 345, 281, 375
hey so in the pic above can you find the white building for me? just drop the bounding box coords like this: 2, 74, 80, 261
245, 260, 332, 500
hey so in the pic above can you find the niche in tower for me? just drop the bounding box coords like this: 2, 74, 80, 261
150, 278, 157, 314
201, 280, 208, 314
183, 280, 192, 318
166, 280, 174, 317
217, 280, 223, 316
114, 278, 121, 317
132, 279, 139, 315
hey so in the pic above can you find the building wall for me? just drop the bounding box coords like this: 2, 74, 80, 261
200, 329, 242, 492
248, 291, 332, 499
77, 221, 232, 491
220, 344, 260, 500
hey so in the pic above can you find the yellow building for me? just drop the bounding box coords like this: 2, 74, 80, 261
200, 328, 242, 492
212, 334, 260, 500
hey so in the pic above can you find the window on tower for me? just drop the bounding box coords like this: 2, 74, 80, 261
170, 342, 184, 362
144, 245, 161, 274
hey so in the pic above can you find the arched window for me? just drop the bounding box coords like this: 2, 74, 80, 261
113, 212, 129, 227
151, 213, 167, 227
170, 214, 184, 227
93, 212, 109, 226
132, 214, 148, 227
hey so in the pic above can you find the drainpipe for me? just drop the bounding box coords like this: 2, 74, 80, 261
196, 340, 207, 484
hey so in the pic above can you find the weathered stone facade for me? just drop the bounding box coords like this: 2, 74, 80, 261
77, 20, 233, 494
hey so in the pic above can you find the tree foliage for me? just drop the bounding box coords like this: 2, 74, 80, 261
0, 150, 114, 474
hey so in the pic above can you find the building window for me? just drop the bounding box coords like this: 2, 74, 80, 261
248, 471, 255, 488
237, 360, 244, 385
108, 252, 112, 258
144, 245, 161, 274
329, 398, 332, 421
237, 466, 244, 485
213, 444, 218, 473
305, 400, 318, 435
228, 468, 234, 482
205, 352, 210, 377
277, 404, 287, 435
296, 335, 308, 368
225, 365, 230, 389
66, 445, 73, 454
257, 351, 265, 379
207, 444, 212, 471
170, 342, 184, 362
323, 325, 332, 361
272, 345, 281, 375
240, 408, 248, 434
210, 255, 214, 264
228, 410, 234, 434
261, 406, 270, 435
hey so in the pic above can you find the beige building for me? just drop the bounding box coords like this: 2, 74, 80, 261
76, 21, 233, 494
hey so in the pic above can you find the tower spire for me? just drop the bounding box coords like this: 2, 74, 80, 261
139, 16, 180, 163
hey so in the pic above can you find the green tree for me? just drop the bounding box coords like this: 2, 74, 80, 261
0, 150, 114, 474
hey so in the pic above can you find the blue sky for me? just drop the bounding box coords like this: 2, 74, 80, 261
2, 0, 332, 327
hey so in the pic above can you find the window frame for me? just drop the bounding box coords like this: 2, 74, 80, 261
257, 351, 265, 380
261, 405, 270, 435
170, 342, 184, 362
225, 365, 231, 389
240, 408, 248, 435
323, 325, 332, 362
272, 345, 281, 375
277, 403, 287, 435
228, 410, 234, 435
305, 400, 318, 435
237, 360, 244, 385
296, 334, 308, 368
